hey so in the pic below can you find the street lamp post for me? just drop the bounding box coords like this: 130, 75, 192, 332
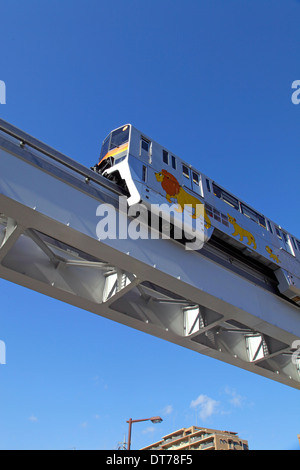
126, 416, 163, 450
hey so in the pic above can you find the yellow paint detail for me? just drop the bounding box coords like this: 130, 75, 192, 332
266, 245, 280, 263
99, 142, 128, 164
155, 170, 211, 229
227, 214, 257, 249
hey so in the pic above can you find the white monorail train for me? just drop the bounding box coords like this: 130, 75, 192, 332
92, 124, 300, 306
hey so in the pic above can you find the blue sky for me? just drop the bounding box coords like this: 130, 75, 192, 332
0, 0, 300, 450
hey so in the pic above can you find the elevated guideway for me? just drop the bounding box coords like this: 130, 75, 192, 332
0, 118, 300, 389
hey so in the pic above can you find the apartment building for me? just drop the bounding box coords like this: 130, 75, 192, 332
141, 425, 249, 451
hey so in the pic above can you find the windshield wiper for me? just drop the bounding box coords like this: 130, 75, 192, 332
110, 143, 120, 150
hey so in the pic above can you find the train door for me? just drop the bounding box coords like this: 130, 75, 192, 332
181, 164, 192, 191
140, 136, 151, 163
275, 226, 295, 256
191, 170, 203, 197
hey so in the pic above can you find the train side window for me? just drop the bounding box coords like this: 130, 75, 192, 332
182, 164, 189, 178
282, 231, 295, 256
163, 150, 169, 165
267, 220, 273, 234
292, 237, 298, 251
296, 239, 300, 251
213, 208, 221, 222
275, 226, 295, 255
205, 203, 213, 217
192, 172, 199, 184
241, 203, 266, 228
212, 183, 239, 210
141, 137, 150, 153
142, 165, 147, 182
206, 179, 211, 192
223, 193, 239, 210
275, 226, 282, 240
171, 155, 176, 169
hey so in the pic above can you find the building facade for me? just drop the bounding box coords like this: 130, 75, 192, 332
141, 426, 249, 451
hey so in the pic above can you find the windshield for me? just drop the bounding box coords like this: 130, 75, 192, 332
110, 125, 129, 149
100, 135, 110, 159
100, 125, 130, 160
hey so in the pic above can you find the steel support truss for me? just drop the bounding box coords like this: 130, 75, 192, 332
0, 119, 300, 389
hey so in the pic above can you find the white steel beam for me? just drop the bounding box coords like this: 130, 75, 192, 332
0, 122, 300, 389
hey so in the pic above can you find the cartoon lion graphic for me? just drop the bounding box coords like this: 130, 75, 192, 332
227, 214, 257, 249
265, 245, 280, 263
155, 169, 211, 229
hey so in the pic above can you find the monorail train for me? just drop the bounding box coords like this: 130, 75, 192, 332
91, 124, 300, 307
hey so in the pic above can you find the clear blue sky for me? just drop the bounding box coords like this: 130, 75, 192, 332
0, 0, 300, 450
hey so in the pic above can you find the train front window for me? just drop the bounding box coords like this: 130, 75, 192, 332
100, 136, 110, 159
110, 125, 129, 150
100, 125, 130, 160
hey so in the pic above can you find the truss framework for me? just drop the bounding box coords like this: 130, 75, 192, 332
0, 120, 300, 389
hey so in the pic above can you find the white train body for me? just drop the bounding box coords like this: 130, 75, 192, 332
93, 124, 300, 306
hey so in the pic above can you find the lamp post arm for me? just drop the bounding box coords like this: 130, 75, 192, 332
126, 418, 153, 424
126, 416, 163, 450
127, 418, 151, 450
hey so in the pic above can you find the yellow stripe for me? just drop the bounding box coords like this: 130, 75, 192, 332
99, 142, 128, 164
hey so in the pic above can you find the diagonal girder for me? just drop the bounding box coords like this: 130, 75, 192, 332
0, 118, 300, 390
